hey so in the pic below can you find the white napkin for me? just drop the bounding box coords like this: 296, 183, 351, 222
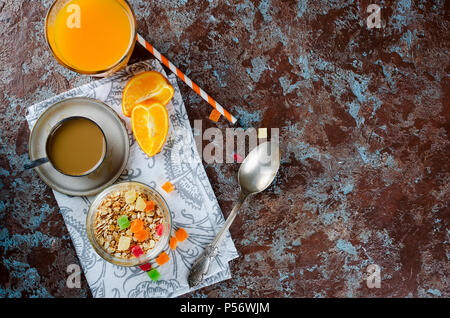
26, 59, 238, 297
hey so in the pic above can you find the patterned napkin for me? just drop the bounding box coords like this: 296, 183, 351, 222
26, 60, 238, 297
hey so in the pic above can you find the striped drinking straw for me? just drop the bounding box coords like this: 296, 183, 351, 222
136, 34, 238, 124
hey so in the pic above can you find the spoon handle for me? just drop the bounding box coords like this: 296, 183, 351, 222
188, 191, 248, 288
24, 157, 49, 170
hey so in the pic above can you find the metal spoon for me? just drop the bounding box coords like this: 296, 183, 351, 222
24, 157, 49, 170
188, 141, 280, 288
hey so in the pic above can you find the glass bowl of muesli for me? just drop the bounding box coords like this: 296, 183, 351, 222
86, 181, 172, 266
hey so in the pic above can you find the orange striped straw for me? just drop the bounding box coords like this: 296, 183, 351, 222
136, 34, 238, 124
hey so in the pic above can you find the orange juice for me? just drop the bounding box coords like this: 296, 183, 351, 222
46, 0, 136, 74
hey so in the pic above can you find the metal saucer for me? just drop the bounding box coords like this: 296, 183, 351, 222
28, 97, 130, 196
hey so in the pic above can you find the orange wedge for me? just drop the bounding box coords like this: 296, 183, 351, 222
131, 100, 169, 157
122, 71, 174, 117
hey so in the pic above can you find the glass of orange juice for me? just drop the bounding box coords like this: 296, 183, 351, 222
45, 0, 136, 76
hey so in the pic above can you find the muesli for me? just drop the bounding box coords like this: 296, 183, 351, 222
94, 188, 163, 259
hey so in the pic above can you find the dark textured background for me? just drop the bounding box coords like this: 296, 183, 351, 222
0, 0, 449, 297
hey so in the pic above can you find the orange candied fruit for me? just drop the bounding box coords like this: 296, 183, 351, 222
155, 251, 170, 266
134, 229, 150, 242
130, 219, 144, 234
169, 236, 178, 250
175, 228, 188, 242
209, 109, 221, 122
145, 200, 156, 212
162, 181, 175, 193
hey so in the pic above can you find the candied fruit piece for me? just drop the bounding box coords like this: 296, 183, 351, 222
117, 215, 130, 230
125, 189, 137, 204
233, 153, 243, 163
117, 236, 131, 251
134, 229, 150, 242
161, 181, 175, 193
175, 228, 188, 242
258, 127, 267, 139
135, 196, 146, 211
145, 200, 155, 212
169, 236, 178, 250
156, 223, 163, 236
148, 268, 160, 281
139, 263, 151, 271
131, 245, 144, 257
155, 252, 169, 266
130, 219, 144, 234
209, 109, 221, 122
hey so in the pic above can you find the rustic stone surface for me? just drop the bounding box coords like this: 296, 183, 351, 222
0, 0, 448, 297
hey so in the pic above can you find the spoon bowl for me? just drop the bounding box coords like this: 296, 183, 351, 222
238, 141, 280, 195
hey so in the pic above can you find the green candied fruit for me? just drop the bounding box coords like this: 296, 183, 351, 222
148, 268, 160, 282
117, 215, 130, 230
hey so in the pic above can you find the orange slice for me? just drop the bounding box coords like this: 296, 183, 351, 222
122, 71, 174, 117
131, 100, 169, 157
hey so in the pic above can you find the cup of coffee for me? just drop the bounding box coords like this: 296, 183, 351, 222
25, 116, 107, 177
